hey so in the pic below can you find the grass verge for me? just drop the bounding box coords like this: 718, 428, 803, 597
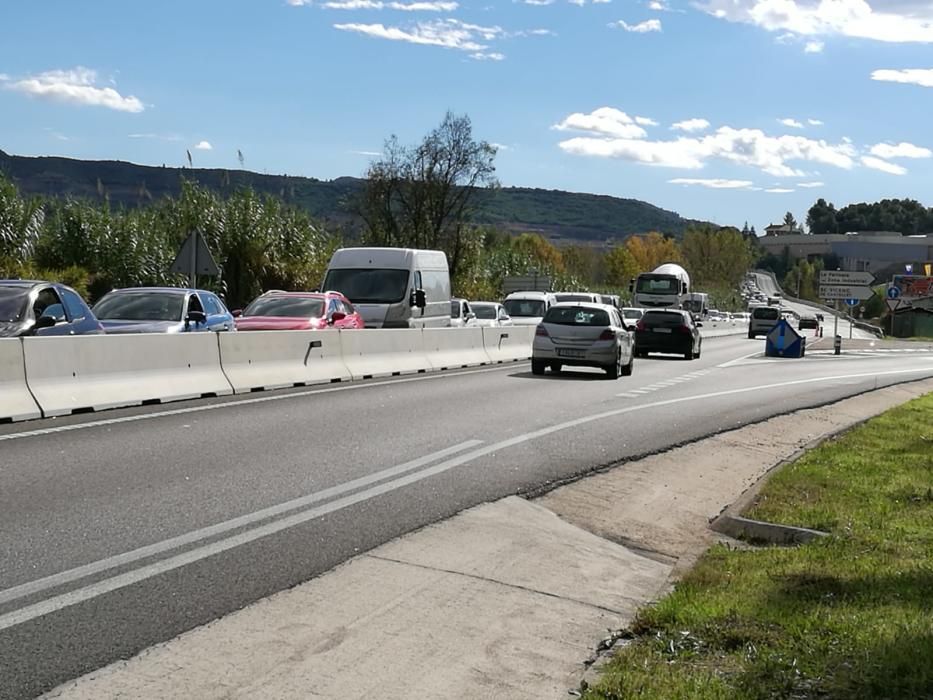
583, 392, 933, 700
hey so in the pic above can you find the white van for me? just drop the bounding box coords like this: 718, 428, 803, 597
322, 248, 451, 328
502, 291, 557, 326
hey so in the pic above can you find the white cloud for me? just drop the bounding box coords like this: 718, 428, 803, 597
612, 18, 663, 32
334, 19, 501, 52
808, 118, 823, 125
804, 39, 824, 52
698, 0, 933, 44
194, 141, 213, 150
669, 178, 755, 188
871, 68, 933, 87
470, 51, 506, 60
766, 188, 795, 193
1, 67, 144, 113
321, 0, 459, 9
671, 118, 710, 132
350, 149, 383, 156
861, 155, 907, 174
558, 110, 858, 177
286, 0, 313, 5
553, 107, 648, 139
129, 133, 184, 142
635, 115, 658, 126
779, 117, 804, 128
490, 142, 510, 150
798, 181, 824, 187
869, 141, 932, 159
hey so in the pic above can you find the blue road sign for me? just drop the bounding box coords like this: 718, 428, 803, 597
886, 286, 901, 300
765, 319, 805, 358
845, 298, 859, 306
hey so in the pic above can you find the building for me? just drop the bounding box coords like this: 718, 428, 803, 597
764, 222, 804, 236
757, 231, 933, 281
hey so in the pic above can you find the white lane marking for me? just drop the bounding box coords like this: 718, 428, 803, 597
0, 365, 517, 443
2, 365, 931, 631
629, 389, 651, 394
718, 350, 765, 368
0, 440, 483, 608
616, 392, 640, 399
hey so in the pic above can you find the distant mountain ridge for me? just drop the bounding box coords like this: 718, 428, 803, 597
0, 149, 703, 244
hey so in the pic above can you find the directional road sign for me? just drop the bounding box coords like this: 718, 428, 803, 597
819, 270, 875, 286
765, 319, 805, 358
845, 298, 859, 306
886, 285, 901, 300
819, 284, 874, 301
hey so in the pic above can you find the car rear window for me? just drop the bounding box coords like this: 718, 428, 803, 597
244, 296, 325, 318
753, 307, 780, 320
544, 306, 610, 326
642, 311, 686, 327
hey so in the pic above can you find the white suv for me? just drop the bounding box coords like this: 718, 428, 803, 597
748, 306, 782, 338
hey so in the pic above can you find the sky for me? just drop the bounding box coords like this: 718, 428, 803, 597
1, 0, 932, 232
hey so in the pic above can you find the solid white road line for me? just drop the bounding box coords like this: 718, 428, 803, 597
0, 440, 483, 608
3, 365, 930, 631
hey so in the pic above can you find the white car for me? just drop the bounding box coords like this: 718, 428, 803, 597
553, 292, 601, 304
532, 302, 634, 379
471, 302, 512, 328
503, 291, 557, 326
621, 307, 644, 323
450, 298, 477, 328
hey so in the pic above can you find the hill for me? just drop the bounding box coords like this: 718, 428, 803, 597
0, 149, 702, 244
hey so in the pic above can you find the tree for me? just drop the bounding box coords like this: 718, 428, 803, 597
624, 232, 682, 272
806, 198, 838, 235
604, 245, 639, 290
783, 211, 798, 231
681, 225, 754, 289
358, 111, 498, 277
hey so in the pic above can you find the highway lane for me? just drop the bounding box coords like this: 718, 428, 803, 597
2, 334, 933, 699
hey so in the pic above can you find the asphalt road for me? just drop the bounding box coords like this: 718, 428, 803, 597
2, 333, 933, 699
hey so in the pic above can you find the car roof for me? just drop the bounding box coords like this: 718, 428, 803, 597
260, 291, 328, 298
643, 309, 687, 316
548, 302, 618, 312
471, 301, 499, 306
0, 280, 45, 289
109, 287, 202, 295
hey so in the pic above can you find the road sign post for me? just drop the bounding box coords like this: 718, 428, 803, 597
833, 299, 840, 354
885, 286, 902, 337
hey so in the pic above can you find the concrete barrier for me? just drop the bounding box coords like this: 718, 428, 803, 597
23, 334, 234, 417
423, 328, 489, 370
0, 339, 41, 422
219, 330, 349, 393
339, 329, 432, 380
483, 326, 534, 364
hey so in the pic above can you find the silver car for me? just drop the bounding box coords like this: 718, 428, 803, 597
532, 302, 634, 379
471, 302, 512, 328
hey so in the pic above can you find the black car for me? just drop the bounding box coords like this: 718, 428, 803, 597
0, 280, 104, 337
634, 309, 702, 360
798, 315, 819, 330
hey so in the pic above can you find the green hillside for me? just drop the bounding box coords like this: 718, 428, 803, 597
0, 149, 702, 243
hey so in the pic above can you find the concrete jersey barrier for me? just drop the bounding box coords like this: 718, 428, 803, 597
483, 326, 534, 363
23, 334, 234, 417
339, 329, 432, 380
0, 339, 41, 422
422, 328, 489, 370
219, 330, 349, 394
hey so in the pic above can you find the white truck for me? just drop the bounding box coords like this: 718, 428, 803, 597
682, 292, 709, 318
632, 263, 691, 309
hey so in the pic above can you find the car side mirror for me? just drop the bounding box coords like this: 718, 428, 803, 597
329, 311, 346, 324
411, 289, 427, 309
696, 322, 704, 327
232, 309, 243, 318
186, 310, 207, 327
33, 315, 58, 332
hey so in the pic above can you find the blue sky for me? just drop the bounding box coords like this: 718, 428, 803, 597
1, 0, 932, 232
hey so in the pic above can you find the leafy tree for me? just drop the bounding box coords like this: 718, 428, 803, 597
0, 176, 44, 267
359, 111, 498, 277
783, 211, 798, 230
806, 198, 838, 235
681, 225, 754, 290
624, 232, 682, 272
604, 245, 639, 290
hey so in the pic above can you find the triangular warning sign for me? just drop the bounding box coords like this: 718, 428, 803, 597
169, 231, 220, 277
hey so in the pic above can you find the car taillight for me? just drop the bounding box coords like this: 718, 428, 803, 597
635, 321, 646, 331
598, 329, 615, 341
677, 324, 691, 333
535, 325, 549, 337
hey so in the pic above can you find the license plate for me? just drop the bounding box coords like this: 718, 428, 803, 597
653, 328, 673, 334
557, 348, 586, 358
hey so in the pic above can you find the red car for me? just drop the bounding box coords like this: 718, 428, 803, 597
234, 291, 364, 331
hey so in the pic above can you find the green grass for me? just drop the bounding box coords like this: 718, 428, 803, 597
583, 393, 933, 700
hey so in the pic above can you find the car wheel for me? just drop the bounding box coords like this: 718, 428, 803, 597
531, 360, 546, 376
605, 352, 621, 379
683, 350, 692, 360
695, 343, 701, 359
621, 353, 634, 376
550, 362, 562, 373
748, 332, 755, 339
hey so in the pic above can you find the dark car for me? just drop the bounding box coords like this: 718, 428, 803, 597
0, 280, 104, 337
92, 287, 235, 334
634, 309, 702, 360
798, 315, 819, 330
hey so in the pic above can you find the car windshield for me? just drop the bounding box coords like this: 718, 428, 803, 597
622, 309, 643, 319
544, 306, 609, 326
642, 311, 686, 327
322, 268, 409, 304
636, 275, 679, 295
754, 308, 781, 320
554, 294, 592, 302
504, 299, 546, 317
0, 287, 28, 322
450, 301, 461, 318
93, 292, 185, 322
244, 296, 325, 318
683, 300, 703, 313
473, 304, 497, 320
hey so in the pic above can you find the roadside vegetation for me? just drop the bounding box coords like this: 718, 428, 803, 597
1, 112, 755, 309
583, 392, 933, 700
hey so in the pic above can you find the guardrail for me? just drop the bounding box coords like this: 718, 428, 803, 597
0, 326, 537, 424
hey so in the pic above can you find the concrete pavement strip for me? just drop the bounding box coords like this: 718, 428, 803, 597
43, 377, 933, 700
